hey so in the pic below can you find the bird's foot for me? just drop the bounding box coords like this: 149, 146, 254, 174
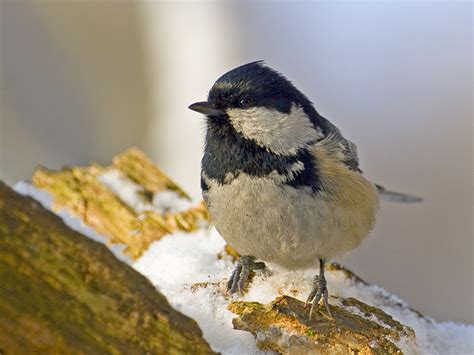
305, 274, 332, 319
227, 255, 266, 295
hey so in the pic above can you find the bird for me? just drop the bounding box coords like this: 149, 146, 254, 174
189, 61, 421, 319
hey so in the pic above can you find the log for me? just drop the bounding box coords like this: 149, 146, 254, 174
22, 148, 424, 354
0, 182, 214, 354
228, 295, 418, 354
31, 148, 209, 259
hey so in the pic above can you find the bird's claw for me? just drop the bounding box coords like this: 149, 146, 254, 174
227, 255, 265, 295
306, 274, 332, 319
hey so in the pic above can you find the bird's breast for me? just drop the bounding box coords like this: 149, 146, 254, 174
203, 167, 378, 268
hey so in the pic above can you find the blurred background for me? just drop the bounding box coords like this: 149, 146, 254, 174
0, 1, 472, 323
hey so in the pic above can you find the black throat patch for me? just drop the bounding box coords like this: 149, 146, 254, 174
201, 118, 320, 193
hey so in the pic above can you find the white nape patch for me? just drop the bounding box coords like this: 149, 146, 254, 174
99, 169, 192, 214
14, 181, 132, 264
227, 103, 323, 156
134, 226, 474, 355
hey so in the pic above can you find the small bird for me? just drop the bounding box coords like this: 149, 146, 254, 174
189, 61, 421, 319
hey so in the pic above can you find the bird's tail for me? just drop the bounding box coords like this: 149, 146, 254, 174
375, 184, 423, 203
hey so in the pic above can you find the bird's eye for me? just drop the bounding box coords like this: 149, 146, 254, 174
238, 97, 252, 108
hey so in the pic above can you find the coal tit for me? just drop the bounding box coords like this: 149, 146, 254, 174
189, 61, 421, 318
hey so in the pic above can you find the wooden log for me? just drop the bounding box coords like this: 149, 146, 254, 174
112, 147, 190, 199
23, 147, 423, 353
0, 182, 215, 354
228, 295, 419, 354
31, 148, 209, 259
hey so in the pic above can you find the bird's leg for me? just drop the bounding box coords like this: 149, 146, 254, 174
227, 255, 266, 295
305, 259, 332, 319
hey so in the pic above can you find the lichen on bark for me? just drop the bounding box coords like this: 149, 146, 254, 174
228, 295, 419, 354
0, 182, 215, 354
31, 147, 209, 259
17, 147, 424, 354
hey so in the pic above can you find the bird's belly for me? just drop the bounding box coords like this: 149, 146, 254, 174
205, 174, 377, 269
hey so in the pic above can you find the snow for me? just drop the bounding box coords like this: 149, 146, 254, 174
135, 230, 260, 354
99, 169, 193, 214
14, 180, 474, 354
152, 190, 193, 214
13, 181, 132, 264
133, 227, 474, 355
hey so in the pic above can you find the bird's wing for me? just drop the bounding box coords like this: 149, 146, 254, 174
316, 117, 361, 172
316, 116, 423, 203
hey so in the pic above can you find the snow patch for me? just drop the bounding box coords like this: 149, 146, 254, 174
152, 190, 193, 214
99, 169, 193, 214
134, 227, 474, 355
14, 181, 132, 264
14, 180, 474, 354
134, 229, 261, 354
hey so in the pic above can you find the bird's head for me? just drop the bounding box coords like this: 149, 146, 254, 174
189, 61, 323, 156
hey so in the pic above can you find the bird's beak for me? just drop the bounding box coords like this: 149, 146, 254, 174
188, 101, 225, 117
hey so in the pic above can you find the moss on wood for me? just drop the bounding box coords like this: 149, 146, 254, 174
0, 182, 215, 354
112, 147, 190, 199
229, 295, 419, 354
31, 148, 209, 259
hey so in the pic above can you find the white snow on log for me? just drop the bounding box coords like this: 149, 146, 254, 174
134, 229, 261, 354
14, 180, 474, 354
152, 190, 193, 213
99, 169, 193, 214
134, 227, 474, 355
99, 169, 151, 214
13, 181, 132, 264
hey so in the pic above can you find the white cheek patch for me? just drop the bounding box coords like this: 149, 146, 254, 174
226, 103, 323, 155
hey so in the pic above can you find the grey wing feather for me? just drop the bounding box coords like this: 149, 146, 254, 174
375, 184, 423, 203
318, 118, 361, 171
318, 117, 423, 203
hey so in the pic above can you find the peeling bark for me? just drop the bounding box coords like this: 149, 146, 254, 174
16, 147, 423, 354
31, 148, 209, 259
229, 295, 419, 354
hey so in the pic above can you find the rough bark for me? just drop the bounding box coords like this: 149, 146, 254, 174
228, 295, 419, 354
31, 147, 209, 260
20, 147, 422, 354
0, 182, 214, 354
